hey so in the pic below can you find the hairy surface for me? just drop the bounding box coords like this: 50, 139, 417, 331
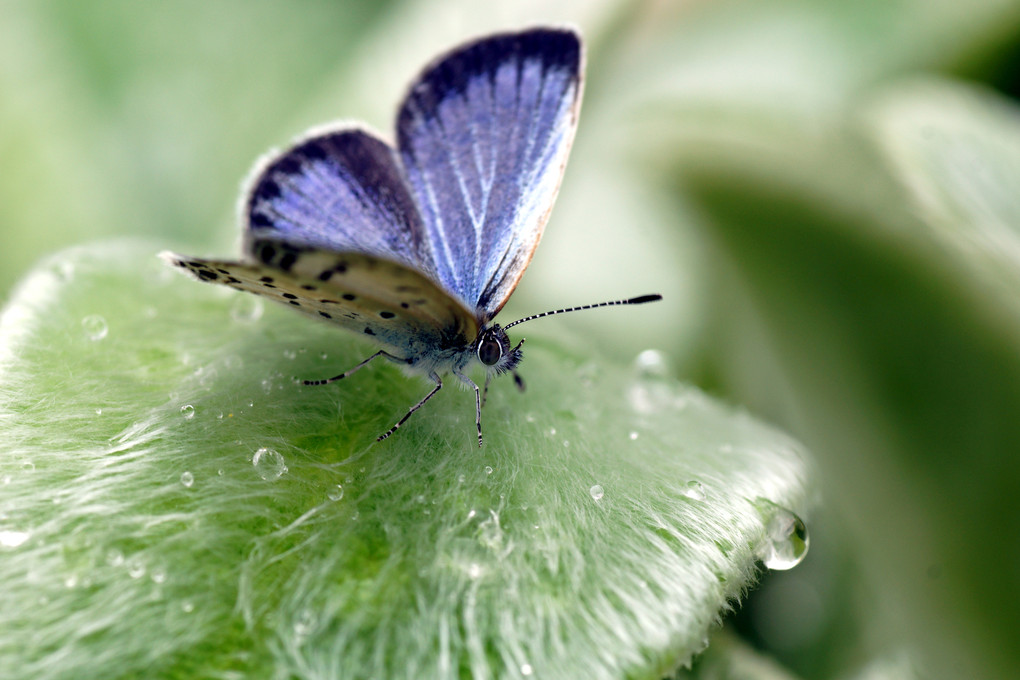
0, 242, 812, 680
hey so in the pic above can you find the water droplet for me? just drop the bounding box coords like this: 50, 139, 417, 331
253, 447, 287, 481
548, 427, 557, 436
521, 663, 534, 676
756, 501, 809, 570
467, 509, 477, 520
106, 549, 124, 566
681, 480, 706, 501
180, 404, 195, 420
95, 407, 103, 416
21, 461, 34, 472
629, 431, 639, 441
484, 465, 493, 475
230, 295, 263, 323
327, 484, 344, 501
457, 473, 466, 484
181, 601, 195, 613
283, 349, 297, 360
0, 530, 30, 548
633, 349, 671, 378
150, 567, 167, 584
64, 574, 79, 588
467, 563, 482, 579
589, 484, 605, 501
319, 352, 328, 360
81, 315, 108, 341
576, 362, 598, 387
294, 608, 316, 636
180, 471, 194, 488
127, 559, 146, 579
217, 468, 225, 476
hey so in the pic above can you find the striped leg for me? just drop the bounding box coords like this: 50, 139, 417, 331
303, 350, 407, 386
454, 369, 484, 447
377, 372, 442, 442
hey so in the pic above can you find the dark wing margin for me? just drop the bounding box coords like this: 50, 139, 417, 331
242, 126, 435, 278
396, 28, 583, 320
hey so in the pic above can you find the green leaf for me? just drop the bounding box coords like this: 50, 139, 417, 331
0, 242, 811, 679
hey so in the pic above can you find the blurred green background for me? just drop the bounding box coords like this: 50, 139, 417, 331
4, 0, 1020, 678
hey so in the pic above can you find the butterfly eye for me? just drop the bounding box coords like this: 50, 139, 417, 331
477, 337, 503, 366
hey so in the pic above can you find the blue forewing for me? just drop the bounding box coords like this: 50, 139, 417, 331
398, 29, 583, 319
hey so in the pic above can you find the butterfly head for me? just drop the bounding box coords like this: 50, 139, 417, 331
474, 324, 524, 375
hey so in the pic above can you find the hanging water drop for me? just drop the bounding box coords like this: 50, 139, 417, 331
180, 404, 195, 420
756, 500, 809, 570
327, 484, 344, 501
589, 484, 605, 501
180, 471, 195, 488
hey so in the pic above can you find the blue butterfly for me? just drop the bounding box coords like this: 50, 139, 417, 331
162, 27, 660, 446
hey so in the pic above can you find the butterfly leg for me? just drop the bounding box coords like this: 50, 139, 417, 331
377, 372, 442, 442
454, 369, 484, 447
513, 372, 526, 392
303, 350, 406, 386
481, 373, 493, 408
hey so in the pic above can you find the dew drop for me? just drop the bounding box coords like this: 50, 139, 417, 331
0, 530, 30, 548
181, 601, 195, 613
327, 484, 344, 501
81, 315, 108, 341
467, 563, 482, 579
180, 471, 195, 488
681, 480, 706, 501
21, 461, 34, 472
230, 295, 263, 323
294, 608, 316, 636
253, 447, 287, 481
521, 663, 534, 676
629, 431, 639, 441
484, 465, 493, 475
106, 549, 124, 566
283, 349, 297, 360
756, 500, 809, 570
127, 559, 146, 579
633, 348, 671, 377
180, 404, 195, 420
95, 408, 103, 416
589, 484, 605, 501
150, 567, 167, 584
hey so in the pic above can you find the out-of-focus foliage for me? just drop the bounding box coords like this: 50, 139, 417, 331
3, 0, 1020, 678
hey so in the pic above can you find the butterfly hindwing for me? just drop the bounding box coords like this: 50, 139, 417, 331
396, 28, 583, 318
160, 249, 478, 359
243, 127, 434, 277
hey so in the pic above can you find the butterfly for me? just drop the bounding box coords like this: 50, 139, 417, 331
162, 27, 661, 446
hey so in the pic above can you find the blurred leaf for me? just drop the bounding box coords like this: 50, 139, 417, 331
670, 74, 1020, 679
0, 242, 812, 679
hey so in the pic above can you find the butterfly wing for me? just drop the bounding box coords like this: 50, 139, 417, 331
243, 126, 435, 279
396, 28, 584, 320
161, 248, 478, 360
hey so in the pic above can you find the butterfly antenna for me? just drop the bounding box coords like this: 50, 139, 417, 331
503, 294, 662, 330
